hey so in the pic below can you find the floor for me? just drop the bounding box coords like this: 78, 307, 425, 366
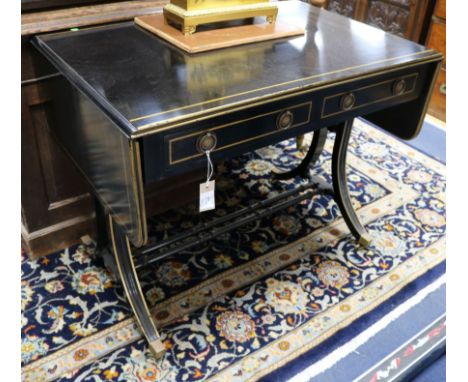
412, 354, 446, 382
367, 116, 446, 164
405, 119, 446, 164
378, 115, 446, 382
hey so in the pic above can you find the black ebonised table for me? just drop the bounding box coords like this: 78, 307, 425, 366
33, 0, 443, 358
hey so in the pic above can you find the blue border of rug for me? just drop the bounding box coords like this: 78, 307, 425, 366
364, 117, 446, 164
315, 284, 445, 382
412, 353, 446, 382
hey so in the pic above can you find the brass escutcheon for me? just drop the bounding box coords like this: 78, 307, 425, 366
392, 79, 406, 95
197, 132, 217, 153
340, 93, 356, 111
277, 110, 294, 130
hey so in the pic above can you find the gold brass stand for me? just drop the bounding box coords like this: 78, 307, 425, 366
163, 1, 278, 35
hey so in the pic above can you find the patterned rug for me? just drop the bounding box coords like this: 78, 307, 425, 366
21, 119, 446, 382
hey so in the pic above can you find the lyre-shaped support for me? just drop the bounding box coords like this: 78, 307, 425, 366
108, 215, 166, 359
331, 119, 372, 247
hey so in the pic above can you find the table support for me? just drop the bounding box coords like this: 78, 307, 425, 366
106, 119, 372, 356
273, 128, 328, 180
134, 182, 332, 269
332, 119, 372, 247
108, 215, 166, 359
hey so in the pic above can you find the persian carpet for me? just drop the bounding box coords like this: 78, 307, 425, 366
21, 119, 446, 382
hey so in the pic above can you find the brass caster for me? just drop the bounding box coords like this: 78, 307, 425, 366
358, 233, 372, 248
295, 134, 308, 152
149, 339, 166, 359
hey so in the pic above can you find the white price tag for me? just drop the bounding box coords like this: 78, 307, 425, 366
199, 180, 215, 212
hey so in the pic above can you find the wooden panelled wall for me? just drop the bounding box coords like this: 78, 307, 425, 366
324, 0, 433, 42
425, 0, 445, 121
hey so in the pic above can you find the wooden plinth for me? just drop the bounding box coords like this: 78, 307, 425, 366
134, 13, 305, 53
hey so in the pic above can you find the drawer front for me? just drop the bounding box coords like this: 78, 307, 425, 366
321, 72, 419, 118
167, 101, 312, 165
141, 65, 429, 183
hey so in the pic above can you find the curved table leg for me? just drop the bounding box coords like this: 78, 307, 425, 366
332, 120, 372, 247
273, 128, 328, 180
108, 215, 166, 359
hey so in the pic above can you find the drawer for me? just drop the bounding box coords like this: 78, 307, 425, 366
167, 101, 312, 165
321, 72, 419, 118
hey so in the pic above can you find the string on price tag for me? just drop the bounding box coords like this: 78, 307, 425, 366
199, 149, 215, 212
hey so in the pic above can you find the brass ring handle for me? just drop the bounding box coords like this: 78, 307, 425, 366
196, 132, 217, 153
392, 79, 406, 95
277, 110, 294, 130
340, 93, 356, 111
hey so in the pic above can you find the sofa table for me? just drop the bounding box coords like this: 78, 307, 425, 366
32, 0, 442, 358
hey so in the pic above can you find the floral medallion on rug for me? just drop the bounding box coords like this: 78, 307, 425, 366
21, 119, 446, 382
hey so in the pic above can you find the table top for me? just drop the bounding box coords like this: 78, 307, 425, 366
34, 0, 441, 138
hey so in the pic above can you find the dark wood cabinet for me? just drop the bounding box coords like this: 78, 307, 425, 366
425, 0, 445, 121
22, 40, 96, 258
325, 0, 434, 43
21, 0, 115, 12
327, 0, 362, 18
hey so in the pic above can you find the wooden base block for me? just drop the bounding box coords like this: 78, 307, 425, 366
21, 215, 96, 259
134, 13, 304, 53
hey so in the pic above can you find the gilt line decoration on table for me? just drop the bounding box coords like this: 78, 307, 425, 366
21, 119, 446, 382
